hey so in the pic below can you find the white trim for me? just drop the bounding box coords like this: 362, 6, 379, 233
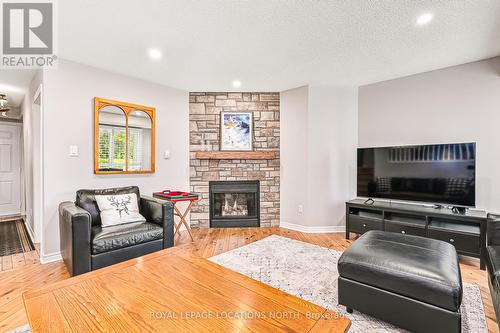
279, 221, 344, 233
33, 84, 44, 249
22, 216, 35, 243
40, 251, 62, 264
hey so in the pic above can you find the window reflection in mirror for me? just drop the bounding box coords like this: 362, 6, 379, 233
127, 110, 152, 171
98, 106, 127, 172
94, 98, 155, 174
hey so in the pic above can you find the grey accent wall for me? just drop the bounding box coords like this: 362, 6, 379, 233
359, 56, 500, 212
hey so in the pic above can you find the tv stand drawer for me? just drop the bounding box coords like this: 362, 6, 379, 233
349, 215, 383, 234
428, 229, 480, 255
385, 222, 426, 237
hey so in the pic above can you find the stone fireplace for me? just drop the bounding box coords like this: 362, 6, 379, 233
209, 181, 260, 228
189, 92, 280, 228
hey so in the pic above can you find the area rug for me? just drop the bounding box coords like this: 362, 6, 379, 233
0, 219, 34, 256
6, 324, 30, 333
209, 235, 488, 333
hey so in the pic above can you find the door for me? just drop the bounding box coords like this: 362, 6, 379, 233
0, 123, 21, 216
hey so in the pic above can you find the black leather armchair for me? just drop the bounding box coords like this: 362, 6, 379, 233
487, 213, 500, 328
59, 186, 174, 276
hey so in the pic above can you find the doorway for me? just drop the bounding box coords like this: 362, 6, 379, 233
0, 72, 41, 268
0, 122, 34, 259
0, 123, 21, 216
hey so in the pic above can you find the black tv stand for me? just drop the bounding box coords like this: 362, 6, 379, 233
346, 199, 487, 270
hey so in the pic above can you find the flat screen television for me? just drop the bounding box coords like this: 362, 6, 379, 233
357, 143, 476, 207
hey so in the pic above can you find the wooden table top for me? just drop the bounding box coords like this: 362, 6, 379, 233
23, 247, 350, 333
153, 193, 200, 203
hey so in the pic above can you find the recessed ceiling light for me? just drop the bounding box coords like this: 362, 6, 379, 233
416, 13, 433, 26
148, 48, 162, 60
232, 80, 241, 88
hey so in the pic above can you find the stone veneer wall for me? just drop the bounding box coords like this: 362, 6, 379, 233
189, 92, 280, 228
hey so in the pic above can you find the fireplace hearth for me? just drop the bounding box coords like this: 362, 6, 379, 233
209, 181, 260, 228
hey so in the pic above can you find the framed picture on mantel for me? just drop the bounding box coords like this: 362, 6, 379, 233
220, 112, 253, 151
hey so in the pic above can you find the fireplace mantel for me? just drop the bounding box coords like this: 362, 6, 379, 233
195, 151, 276, 160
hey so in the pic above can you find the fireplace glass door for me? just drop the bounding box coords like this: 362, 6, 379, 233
209, 181, 260, 228
213, 193, 257, 218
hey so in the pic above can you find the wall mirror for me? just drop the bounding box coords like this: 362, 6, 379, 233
94, 97, 155, 174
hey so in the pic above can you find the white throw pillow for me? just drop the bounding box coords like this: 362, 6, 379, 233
95, 193, 146, 227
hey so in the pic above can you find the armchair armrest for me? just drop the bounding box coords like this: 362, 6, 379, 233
140, 196, 174, 248
488, 213, 500, 246
59, 201, 92, 276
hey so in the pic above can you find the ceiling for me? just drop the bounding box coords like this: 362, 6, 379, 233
57, 0, 500, 91
0, 70, 35, 107
1, 1, 499, 94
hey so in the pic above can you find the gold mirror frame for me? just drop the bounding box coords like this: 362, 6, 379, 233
94, 97, 156, 174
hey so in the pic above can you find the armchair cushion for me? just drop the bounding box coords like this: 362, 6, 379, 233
95, 193, 146, 227
140, 196, 175, 249
76, 186, 141, 226
91, 222, 163, 254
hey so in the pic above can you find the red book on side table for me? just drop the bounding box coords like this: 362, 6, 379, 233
153, 190, 199, 241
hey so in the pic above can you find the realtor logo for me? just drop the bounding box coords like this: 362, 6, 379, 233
3, 2, 53, 54
1, 1, 57, 68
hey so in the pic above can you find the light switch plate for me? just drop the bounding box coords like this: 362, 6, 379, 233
69, 145, 79, 157
164, 150, 171, 159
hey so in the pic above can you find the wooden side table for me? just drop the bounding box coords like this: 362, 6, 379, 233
153, 194, 199, 242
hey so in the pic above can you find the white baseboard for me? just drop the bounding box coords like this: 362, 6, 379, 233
279, 221, 344, 233
22, 216, 35, 244
40, 251, 62, 264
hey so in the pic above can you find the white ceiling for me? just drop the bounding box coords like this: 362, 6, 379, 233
58, 0, 500, 91
0, 70, 35, 107
1, 1, 499, 94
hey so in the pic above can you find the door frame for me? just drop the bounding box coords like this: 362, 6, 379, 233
0, 121, 22, 216
32, 84, 44, 249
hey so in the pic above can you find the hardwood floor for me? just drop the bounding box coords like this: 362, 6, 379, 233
0, 227, 498, 332
0, 244, 40, 273
0, 216, 39, 273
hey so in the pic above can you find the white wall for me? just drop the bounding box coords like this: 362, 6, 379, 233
359, 56, 500, 212
42, 59, 189, 259
21, 70, 43, 241
280, 86, 308, 226
280, 85, 358, 231
307, 85, 358, 228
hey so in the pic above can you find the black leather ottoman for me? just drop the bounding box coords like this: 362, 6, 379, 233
338, 230, 463, 333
